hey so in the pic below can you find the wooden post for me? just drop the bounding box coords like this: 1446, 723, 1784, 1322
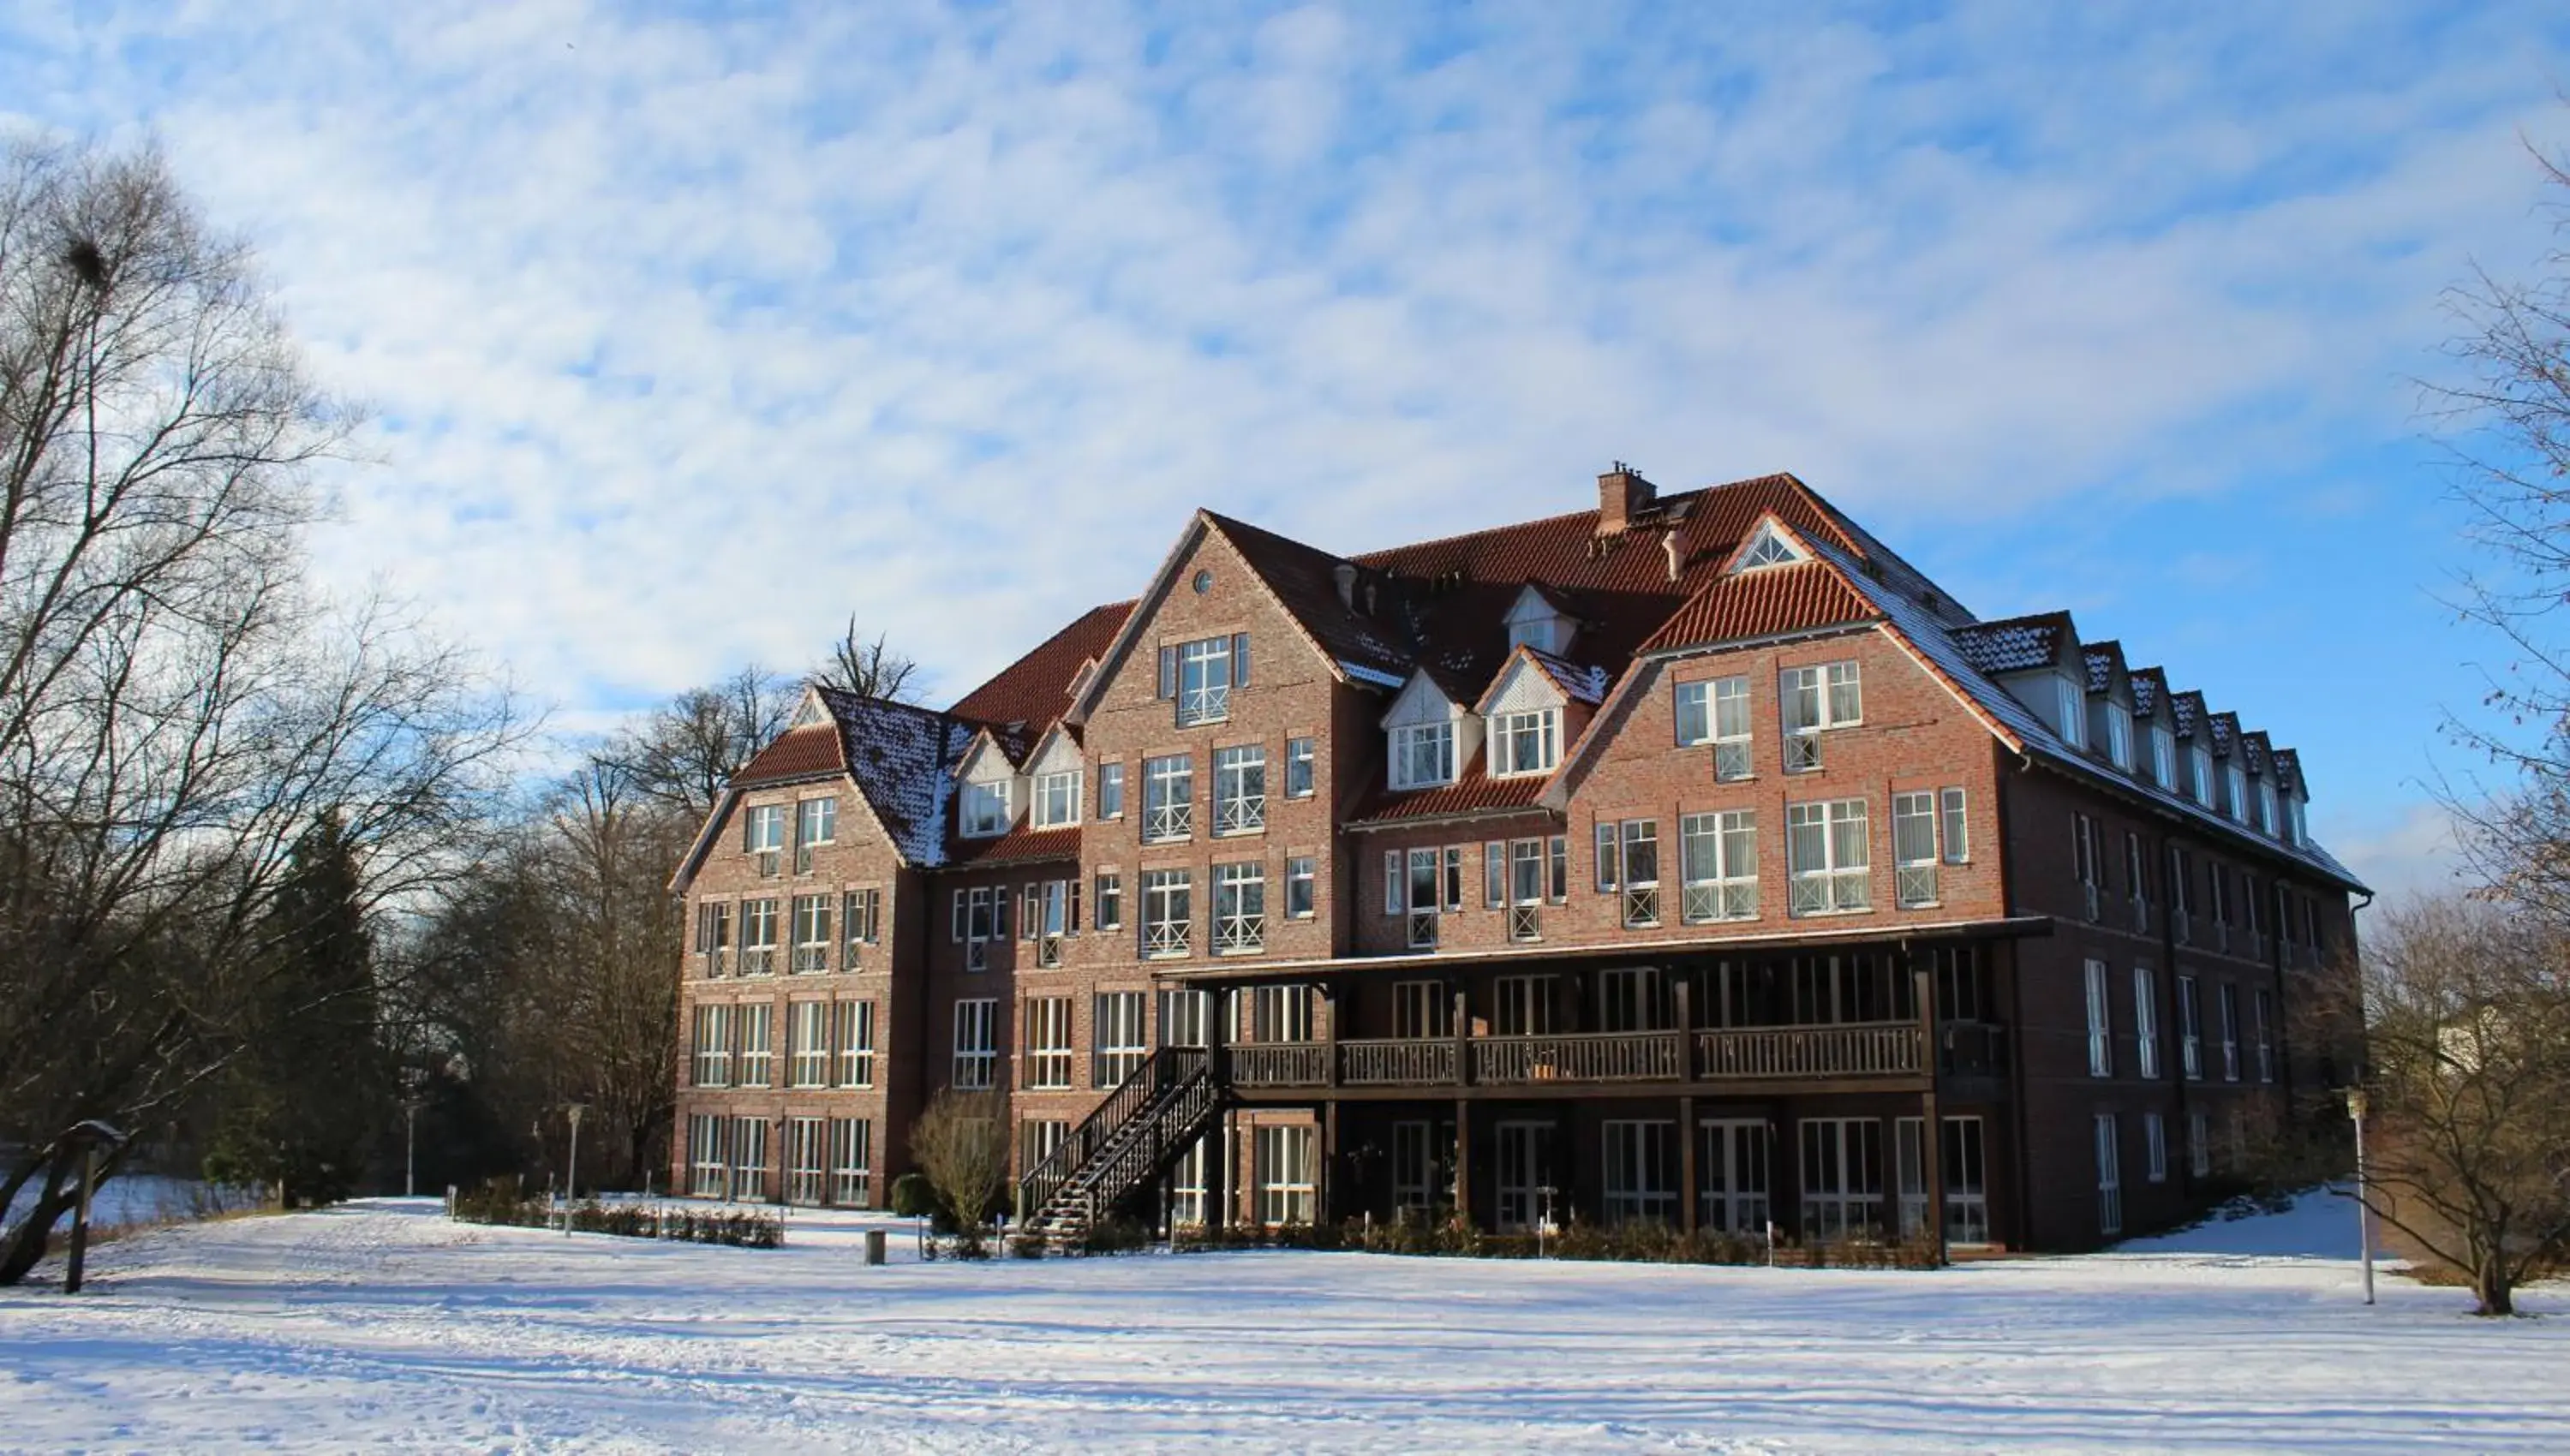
1207, 1108, 1230, 1236
1324, 982, 1342, 1089
1453, 987, 1472, 1088
1915, 960, 1948, 1266
63, 1143, 98, 1296
1452, 1098, 1474, 1229
1678, 1094, 1700, 1235
1676, 979, 1698, 1084
1321, 1100, 1341, 1225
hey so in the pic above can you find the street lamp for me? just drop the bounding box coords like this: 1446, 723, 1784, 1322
563, 1102, 589, 1237
400, 1068, 427, 1199
2343, 1087, 2375, 1306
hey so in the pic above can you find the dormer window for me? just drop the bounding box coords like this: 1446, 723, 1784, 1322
2287, 795, 2309, 846
1503, 587, 1576, 656
1390, 721, 1456, 790
2226, 766, 2248, 821
1032, 769, 1080, 828
1736, 523, 1802, 571
2150, 726, 2175, 789
961, 779, 1011, 838
1489, 708, 1561, 778
2057, 679, 2088, 750
2106, 704, 2133, 772
2256, 781, 2278, 837
2190, 745, 2214, 807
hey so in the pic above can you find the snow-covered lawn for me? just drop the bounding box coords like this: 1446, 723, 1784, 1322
1, 1196, 2561, 1453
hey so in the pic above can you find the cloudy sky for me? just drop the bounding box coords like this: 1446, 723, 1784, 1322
3, 0, 2565, 897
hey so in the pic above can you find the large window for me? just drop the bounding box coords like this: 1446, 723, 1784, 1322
1394, 980, 1454, 1040
1680, 810, 1757, 922
728, 1116, 768, 1202
788, 1000, 830, 1087
1676, 676, 1753, 781
1165, 634, 1244, 726
2084, 958, 2113, 1077
1801, 1119, 1883, 1241
2219, 983, 2241, 1082
1285, 737, 1315, 797
2058, 678, 2089, 749
2132, 966, 2161, 1080
1157, 988, 1210, 1048
952, 999, 996, 1089
1505, 838, 1549, 940
833, 1000, 876, 1088
2145, 1113, 2168, 1184
829, 1119, 872, 1207
1094, 871, 1122, 930
1389, 720, 1455, 790
738, 898, 779, 976
1489, 708, 1561, 778
693, 901, 731, 976
2095, 1113, 2123, 1236
1787, 798, 1870, 914
1892, 791, 1939, 907
1617, 819, 1659, 928
960, 779, 1010, 838
2177, 976, 2203, 1080
690, 1004, 735, 1087
688, 1115, 728, 1197
1603, 1121, 1678, 1226
2254, 988, 2275, 1083
791, 894, 833, 973
1097, 761, 1124, 820
1494, 975, 1555, 1035
786, 1117, 828, 1206
1024, 995, 1073, 1090
744, 803, 786, 870
1700, 1120, 1772, 1235
1286, 856, 1316, 919
1032, 768, 1081, 828
738, 1004, 773, 1087
2151, 725, 2175, 788
1780, 661, 1861, 771
1143, 754, 1193, 841
840, 888, 879, 964
1214, 744, 1266, 835
1254, 1125, 1315, 1226
796, 797, 835, 873
1093, 992, 1147, 1088
1142, 869, 1192, 958
1252, 984, 1314, 1042
2106, 703, 2133, 770
1213, 862, 1266, 954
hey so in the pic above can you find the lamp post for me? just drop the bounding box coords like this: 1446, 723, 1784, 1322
563, 1102, 589, 1236
400, 1068, 427, 1199
2344, 1087, 2374, 1306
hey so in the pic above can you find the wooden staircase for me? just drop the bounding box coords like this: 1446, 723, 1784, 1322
1015, 1046, 1220, 1245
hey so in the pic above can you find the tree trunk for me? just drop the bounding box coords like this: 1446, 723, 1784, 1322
0, 1160, 72, 1286
2473, 1262, 2515, 1317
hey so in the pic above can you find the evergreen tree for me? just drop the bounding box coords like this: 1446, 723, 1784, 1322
204, 814, 387, 1205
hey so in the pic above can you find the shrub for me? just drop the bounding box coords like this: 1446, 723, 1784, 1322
888, 1172, 941, 1220
447, 1190, 783, 1249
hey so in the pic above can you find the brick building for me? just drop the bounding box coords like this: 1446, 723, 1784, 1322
667, 468, 2364, 1252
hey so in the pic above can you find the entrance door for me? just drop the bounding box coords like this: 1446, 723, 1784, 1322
1494, 1121, 1556, 1232
1391, 1120, 1437, 1215
1699, 1119, 1772, 1234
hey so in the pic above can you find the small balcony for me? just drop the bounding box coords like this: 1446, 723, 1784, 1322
1224, 1020, 1961, 1091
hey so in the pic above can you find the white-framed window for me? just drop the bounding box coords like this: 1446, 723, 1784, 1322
788, 1000, 830, 1087
1254, 1124, 1315, 1227
1700, 1119, 1772, 1235
2123, 831, 2149, 928
690, 1004, 735, 1088
1942, 1117, 1992, 1246
1939, 786, 1969, 863
1252, 984, 1314, 1042
1167, 634, 1241, 726
840, 888, 879, 959
1286, 855, 1316, 919
1097, 761, 1124, 820
688, 1114, 729, 1198
1892, 791, 1939, 907
1142, 868, 1192, 958
1094, 871, 1122, 931
1489, 707, 1562, 778
2072, 812, 2103, 921
2190, 744, 2214, 807
1737, 524, 1801, 570
1024, 995, 1073, 1089
1787, 798, 1870, 915
1213, 861, 1266, 954
828, 1119, 872, 1207
2151, 725, 2175, 788
1143, 754, 1193, 841
2219, 983, 2241, 1082
1093, 992, 1147, 1088
1676, 677, 1753, 786
796, 797, 836, 872
1389, 720, 1456, 790
1214, 743, 1266, 836
2133, 965, 2160, 1079
1504, 838, 1549, 940
1599, 966, 1666, 1033
834, 1000, 876, 1088
1675, 679, 1712, 744
739, 897, 779, 976
1603, 1120, 1678, 1226
1402, 846, 1444, 948
1780, 662, 1861, 771
2106, 703, 2132, 770
1614, 820, 1661, 928
2257, 781, 2278, 837
2095, 1113, 2123, 1236
1394, 980, 1454, 1040
1801, 1118, 1884, 1242
2254, 988, 2275, 1083
2190, 1110, 2212, 1178
2177, 976, 2203, 1080
786, 1117, 828, 1206
738, 1004, 773, 1087
1494, 974, 1555, 1035
1033, 768, 1081, 828
952, 999, 996, 1089
1285, 737, 1316, 797
1680, 810, 1757, 922
2226, 766, 2249, 821
744, 803, 786, 870
960, 779, 1011, 838
2084, 959, 2113, 1077
693, 900, 731, 976
791, 893, 833, 973
728, 1115, 768, 1202
1167, 1136, 1209, 1228
2144, 1113, 2168, 1184
2058, 678, 2089, 750
1156, 988, 1210, 1048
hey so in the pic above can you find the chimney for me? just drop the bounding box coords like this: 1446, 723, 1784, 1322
1597, 462, 1653, 536
1333, 563, 1358, 612
1662, 529, 1682, 583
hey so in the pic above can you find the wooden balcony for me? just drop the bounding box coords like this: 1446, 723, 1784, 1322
1227, 1020, 1957, 1092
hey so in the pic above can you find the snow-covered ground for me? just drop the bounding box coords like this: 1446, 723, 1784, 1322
0, 1196, 2561, 1453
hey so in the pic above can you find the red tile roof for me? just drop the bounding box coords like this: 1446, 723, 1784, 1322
946, 822, 1081, 868
734, 723, 843, 785
1348, 761, 1554, 826
948, 601, 1133, 731
1637, 558, 1880, 654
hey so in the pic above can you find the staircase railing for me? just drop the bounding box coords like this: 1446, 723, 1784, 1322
1015, 1045, 1211, 1230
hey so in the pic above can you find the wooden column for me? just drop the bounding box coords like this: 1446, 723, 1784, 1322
1208, 1107, 1230, 1236
1453, 987, 1472, 1088
1452, 1097, 1474, 1229
1324, 981, 1342, 1089
1676, 979, 1698, 1084
1678, 1094, 1700, 1235
1915, 959, 1948, 1265
1321, 1100, 1340, 1226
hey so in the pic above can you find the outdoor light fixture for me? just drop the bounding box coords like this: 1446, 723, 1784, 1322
563, 1103, 589, 1237
2342, 1087, 2374, 1306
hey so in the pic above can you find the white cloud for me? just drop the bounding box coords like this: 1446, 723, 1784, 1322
1, 0, 2562, 728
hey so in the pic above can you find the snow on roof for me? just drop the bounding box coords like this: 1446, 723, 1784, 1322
1949, 614, 2068, 676
814, 686, 976, 866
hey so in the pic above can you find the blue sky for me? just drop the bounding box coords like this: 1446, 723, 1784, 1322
3, 0, 2565, 898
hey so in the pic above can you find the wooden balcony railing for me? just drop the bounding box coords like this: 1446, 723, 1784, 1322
1225, 1020, 1956, 1090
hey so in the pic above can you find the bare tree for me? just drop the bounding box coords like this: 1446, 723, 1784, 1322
601, 665, 796, 823
0, 136, 524, 1282
909, 1089, 1008, 1256
816, 618, 919, 702
2316, 895, 2570, 1315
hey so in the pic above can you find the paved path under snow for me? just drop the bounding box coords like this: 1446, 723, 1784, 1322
0, 1199, 2561, 1453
